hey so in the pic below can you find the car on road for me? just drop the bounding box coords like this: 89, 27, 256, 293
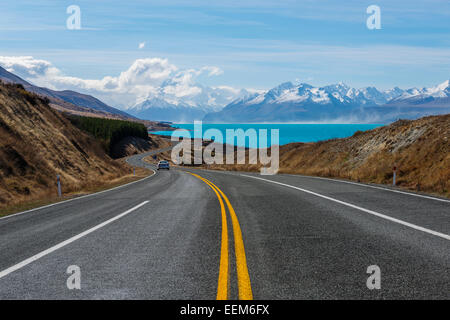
157, 160, 170, 170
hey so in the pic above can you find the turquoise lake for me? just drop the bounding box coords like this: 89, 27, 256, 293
150, 123, 383, 147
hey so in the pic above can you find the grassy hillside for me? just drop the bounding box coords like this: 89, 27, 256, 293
67, 115, 149, 156
0, 82, 132, 208
276, 114, 449, 196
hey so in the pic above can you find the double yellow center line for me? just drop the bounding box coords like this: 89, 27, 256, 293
187, 172, 253, 300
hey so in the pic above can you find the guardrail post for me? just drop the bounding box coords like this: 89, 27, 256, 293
393, 166, 397, 186
57, 175, 62, 197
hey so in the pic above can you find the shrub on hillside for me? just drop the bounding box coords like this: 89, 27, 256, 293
0, 81, 50, 106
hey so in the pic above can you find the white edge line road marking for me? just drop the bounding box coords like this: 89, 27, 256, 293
0, 201, 149, 279
0, 170, 156, 222
241, 174, 450, 241
197, 169, 450, 203
286, 174, 450, 203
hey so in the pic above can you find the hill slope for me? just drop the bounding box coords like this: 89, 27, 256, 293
0, 82, 130, 207
276, 114, 449, 196
0, 66, 135, 120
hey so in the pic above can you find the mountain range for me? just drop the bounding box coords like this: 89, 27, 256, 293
203, 80, 450, 123
125, 80, 253, 122
1, 64, 448, 123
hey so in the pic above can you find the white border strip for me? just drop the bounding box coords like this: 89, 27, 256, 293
0, 201, 149, 279
287, 174, 450, 203
197, 168, 449, 203
0, 170, 156, 221
241, 174, 450, 241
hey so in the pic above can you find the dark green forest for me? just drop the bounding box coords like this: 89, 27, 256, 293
67, 115, 148, 155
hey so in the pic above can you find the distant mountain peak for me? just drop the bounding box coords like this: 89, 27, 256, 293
328, 82, 350, 89
436, 79, 450, 91
125, 84, 253, 121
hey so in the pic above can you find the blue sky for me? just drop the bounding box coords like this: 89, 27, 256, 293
1, 0, 449, 92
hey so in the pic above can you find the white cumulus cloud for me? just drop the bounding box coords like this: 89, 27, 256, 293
0, 56, 59, 78
201, 66, 223, 76
0, 56, 231, 108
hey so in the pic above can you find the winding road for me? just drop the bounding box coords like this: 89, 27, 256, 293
0, 148, 448, 299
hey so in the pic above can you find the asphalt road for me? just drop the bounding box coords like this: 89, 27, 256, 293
0, 149, 448, 299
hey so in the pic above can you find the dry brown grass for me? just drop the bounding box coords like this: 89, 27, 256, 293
0, 82, 146, 210
274, 115, 450, 197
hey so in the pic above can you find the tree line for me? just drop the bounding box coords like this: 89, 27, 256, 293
67, 115, 148, 155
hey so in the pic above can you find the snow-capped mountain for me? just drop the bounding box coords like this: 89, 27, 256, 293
124, 79, 449, 123
203, 80, 450, 123
125, 82, 252, 122
389, 80, 450, 103
224, 81, 404, 107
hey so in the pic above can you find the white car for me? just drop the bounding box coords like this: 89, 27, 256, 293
157, 160, 170, 170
